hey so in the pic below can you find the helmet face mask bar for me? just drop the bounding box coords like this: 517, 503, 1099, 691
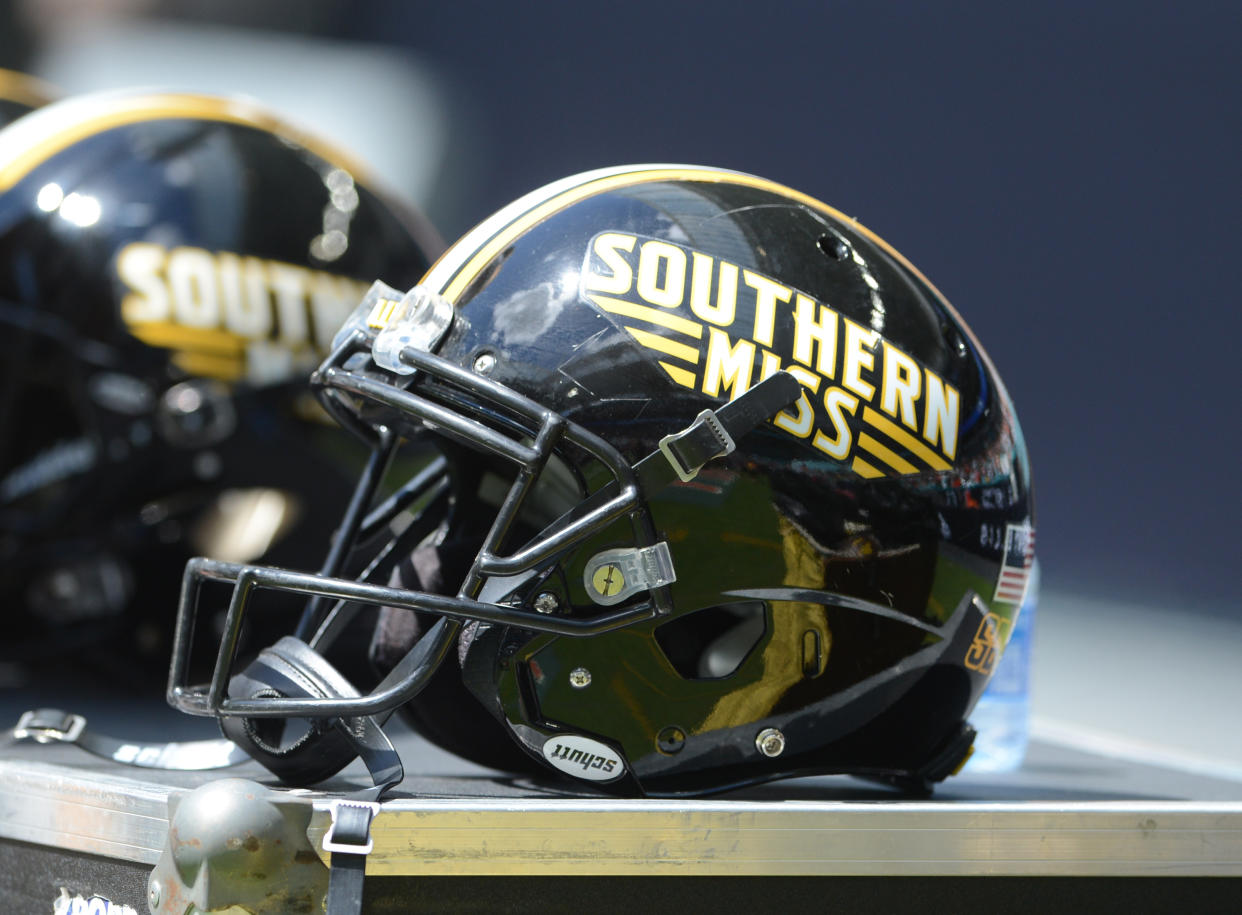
167, 164, 1034, 799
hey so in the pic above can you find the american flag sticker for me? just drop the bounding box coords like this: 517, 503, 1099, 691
993, 523, 1035, 605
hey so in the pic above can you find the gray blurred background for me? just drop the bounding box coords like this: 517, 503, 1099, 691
3, 0, 1240, 764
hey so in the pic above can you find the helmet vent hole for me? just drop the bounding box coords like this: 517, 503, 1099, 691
654, 601, 766, 680
816, 235, 849, 261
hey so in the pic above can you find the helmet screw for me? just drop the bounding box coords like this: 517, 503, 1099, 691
148, 879, 161, 908
656, 726, 686, 755
533, 592, 560, 614
590, 562, 625, 599
568, 667, 592, 689
755, 727, 786, 758
473, 352, 496, 375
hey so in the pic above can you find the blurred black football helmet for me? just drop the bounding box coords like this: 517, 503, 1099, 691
0, 68, 55, 127
168, 165, 1034, 796
0, 89, 441, 675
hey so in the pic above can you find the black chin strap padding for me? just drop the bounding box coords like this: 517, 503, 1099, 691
221, 637, 378, 787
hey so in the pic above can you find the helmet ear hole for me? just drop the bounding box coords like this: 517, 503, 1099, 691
219, 638, 365, 785
239, 702, 315, 756
654, 601, 766, 680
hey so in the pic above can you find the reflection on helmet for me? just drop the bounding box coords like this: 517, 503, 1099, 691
0, 68, 56, 128
168, 164, 1034, 797
0, 89, 442, 679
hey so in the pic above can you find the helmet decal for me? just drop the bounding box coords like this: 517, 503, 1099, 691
541, 734, 626, 782
993, 523, 1036, 606
582, 231, 959, 477
116, 242, 371, 382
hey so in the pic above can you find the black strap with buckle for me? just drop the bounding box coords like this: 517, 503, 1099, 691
12, 707, 248, 770
657, 408, 736, 482
641, 370, 801, 493
323, 799, 379, 915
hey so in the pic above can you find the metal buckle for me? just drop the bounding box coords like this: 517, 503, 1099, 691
322, 799, 381, 855
14, 709, 86, 744
658, 409, 735, 482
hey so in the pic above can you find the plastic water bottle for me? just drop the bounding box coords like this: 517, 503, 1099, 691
965, 559, 1039, 772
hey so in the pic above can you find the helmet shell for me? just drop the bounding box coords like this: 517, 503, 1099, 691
406, 166, 1033, 794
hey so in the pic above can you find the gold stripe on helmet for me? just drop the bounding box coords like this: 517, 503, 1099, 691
0, 68, 56, 109
0, 90, 371, 192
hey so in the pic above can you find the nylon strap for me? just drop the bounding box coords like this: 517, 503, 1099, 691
11, 707, 248, 769
323, 800, 377, 915
638, 370, 801, 495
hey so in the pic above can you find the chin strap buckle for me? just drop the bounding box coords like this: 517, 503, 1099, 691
323, 799, 380, 915
14, 708, 85, 744
658, 408, 736, 483
12, 707, 248, 769
323, 799, 380, 856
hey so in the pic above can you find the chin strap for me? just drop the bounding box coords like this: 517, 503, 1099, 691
218, 634, 399, 915
322, 799, 380, 915
9, 642, 403, 801
11, 707, 249, 769
643, 370, 802, 492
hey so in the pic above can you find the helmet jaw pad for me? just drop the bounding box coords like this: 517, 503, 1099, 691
221, 635, 404, 796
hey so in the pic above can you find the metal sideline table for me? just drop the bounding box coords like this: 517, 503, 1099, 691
0, 698, 1238, 914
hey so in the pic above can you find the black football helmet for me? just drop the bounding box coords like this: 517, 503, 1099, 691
168, 165, 1035, 796
0, 89, 442, 675
0, 68, 55, 127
